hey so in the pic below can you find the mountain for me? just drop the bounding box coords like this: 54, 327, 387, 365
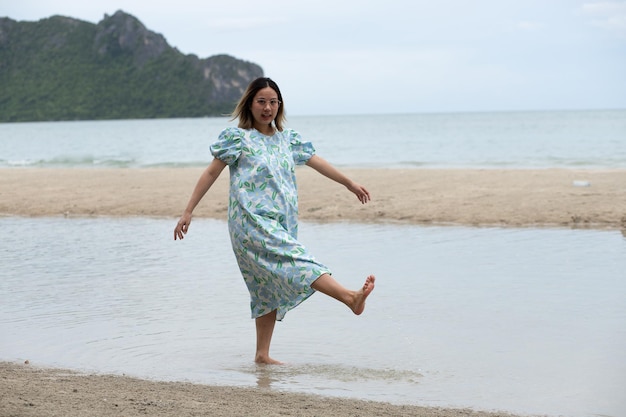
0, 10, 264, 122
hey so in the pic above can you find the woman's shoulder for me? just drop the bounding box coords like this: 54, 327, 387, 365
212, 127, 246, 151
211, 127, 246, 163
219, 126, 247, 138
280, 128, 302, 141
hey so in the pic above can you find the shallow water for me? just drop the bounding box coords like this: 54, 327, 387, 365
1, 217, 625, 417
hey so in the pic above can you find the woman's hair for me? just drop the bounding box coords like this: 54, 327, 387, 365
231, 77, 285, 131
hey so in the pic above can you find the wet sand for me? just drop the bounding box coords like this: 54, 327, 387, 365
1, 362, 523, 417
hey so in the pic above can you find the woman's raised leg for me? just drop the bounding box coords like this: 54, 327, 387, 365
311, 274, 375, 315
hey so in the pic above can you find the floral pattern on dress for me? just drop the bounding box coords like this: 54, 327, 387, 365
210, 127, 331, 320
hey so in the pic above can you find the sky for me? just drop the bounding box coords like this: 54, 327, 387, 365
2, 0, 626, 116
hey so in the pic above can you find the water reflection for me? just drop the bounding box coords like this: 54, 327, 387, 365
255, 366, 276, 389
250, 363, 423, 394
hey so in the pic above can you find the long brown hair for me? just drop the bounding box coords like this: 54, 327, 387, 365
231, 77, 285, 131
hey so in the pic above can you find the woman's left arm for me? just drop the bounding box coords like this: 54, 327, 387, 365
305, 155, 371, 204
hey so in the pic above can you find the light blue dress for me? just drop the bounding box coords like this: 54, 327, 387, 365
210, 127, 331, 321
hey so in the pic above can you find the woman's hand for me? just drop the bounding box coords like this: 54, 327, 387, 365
174, 212, 192, 240
173, 158, 227, 241
347, 181, 371, 204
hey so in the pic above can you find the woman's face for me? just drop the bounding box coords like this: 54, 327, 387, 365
250, 87, 281, 132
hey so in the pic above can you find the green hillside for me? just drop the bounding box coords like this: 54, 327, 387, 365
0, 10, 264, 122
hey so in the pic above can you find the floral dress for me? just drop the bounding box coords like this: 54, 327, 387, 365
210, 127, 331, 321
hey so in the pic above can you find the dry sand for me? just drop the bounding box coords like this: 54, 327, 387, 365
1, 167, 624, 416
1, 167, 625, 229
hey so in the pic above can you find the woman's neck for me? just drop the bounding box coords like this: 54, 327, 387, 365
253, 123, 275, 136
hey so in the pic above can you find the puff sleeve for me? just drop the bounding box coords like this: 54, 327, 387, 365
210, 127, 243, 165
287, 129, 316, 165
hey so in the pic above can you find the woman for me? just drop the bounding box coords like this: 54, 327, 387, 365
174, 77, 375, 364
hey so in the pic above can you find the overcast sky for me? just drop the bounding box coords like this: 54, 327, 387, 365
3, 1, 626, 116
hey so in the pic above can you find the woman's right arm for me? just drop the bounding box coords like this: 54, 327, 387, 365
174, 158, 227, 240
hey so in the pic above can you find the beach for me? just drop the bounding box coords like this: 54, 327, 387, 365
1, 361, 521, 417
1, 167, 624, 229
2, 167, 625, 417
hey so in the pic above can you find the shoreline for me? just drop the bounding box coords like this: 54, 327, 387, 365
1, 361, 524, 417
0, 167, 624, 230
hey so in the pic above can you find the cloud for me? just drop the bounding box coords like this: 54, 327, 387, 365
580, 1, 626, 37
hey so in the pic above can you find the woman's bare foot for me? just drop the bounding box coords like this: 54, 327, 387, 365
352, 275, 376, 315
255, 354, 284, 365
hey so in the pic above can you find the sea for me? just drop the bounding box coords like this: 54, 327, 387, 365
1, 110, 625, 417
1, 110, 625, 169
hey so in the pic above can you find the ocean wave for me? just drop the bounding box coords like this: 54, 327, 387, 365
2, 156, 135, 168
3, 156, 624, 169
0, 157, 209, 169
